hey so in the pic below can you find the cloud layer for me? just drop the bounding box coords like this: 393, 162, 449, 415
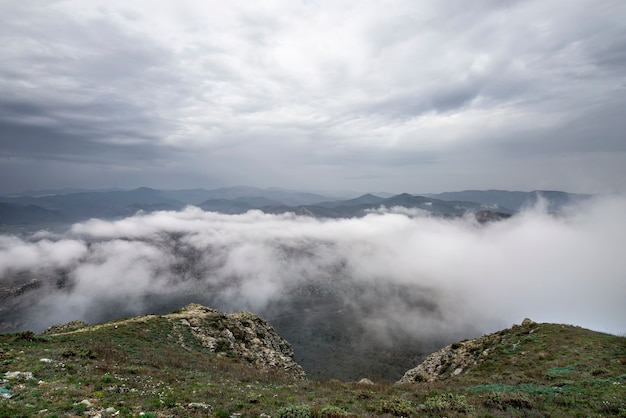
1, 1, 626, 193
1, 196, 624, 343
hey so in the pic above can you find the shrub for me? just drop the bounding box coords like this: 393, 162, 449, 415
80, 349, 96, 359
377, 397, 415, 417
276, 404, 312, 418
213, 408, 230, 418
418, 392, 474, 413
319, 405, 348, 417
591, 368, 609, 376
61, 348, 77, 357
482, 391, 533, 410
12, 331, 35, 342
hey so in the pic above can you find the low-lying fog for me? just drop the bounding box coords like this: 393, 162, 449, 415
1, 196, 625, 378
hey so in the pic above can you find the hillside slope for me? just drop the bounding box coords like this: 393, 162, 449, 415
1, 311, 624, 417
398, 318, 625, 385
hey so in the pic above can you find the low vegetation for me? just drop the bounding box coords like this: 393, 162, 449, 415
1, 308, 624, 417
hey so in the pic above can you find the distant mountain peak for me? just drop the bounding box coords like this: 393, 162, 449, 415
131, 186, 158, 193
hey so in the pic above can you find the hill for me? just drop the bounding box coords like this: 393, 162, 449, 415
0, 187, 336, 229
425, 190, 591, 212
261, 192, 506, 219
1, 308, 624, 417
0, 202, 65, 225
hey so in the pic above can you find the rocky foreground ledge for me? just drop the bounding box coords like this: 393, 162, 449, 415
168, 304, 306, 380
44, 303, 306, 380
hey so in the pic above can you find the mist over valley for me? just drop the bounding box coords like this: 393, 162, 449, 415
1, 187, 623, 381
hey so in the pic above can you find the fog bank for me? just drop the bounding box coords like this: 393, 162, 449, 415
1, 195, 625, 344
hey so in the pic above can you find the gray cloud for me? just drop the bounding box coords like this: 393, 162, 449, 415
1, 1, 625, 193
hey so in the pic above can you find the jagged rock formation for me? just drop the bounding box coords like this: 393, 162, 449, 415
167, 304, 306, 379
397, 318, 537, 384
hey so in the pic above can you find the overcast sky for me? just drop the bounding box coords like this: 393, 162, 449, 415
1, 0, 625, 195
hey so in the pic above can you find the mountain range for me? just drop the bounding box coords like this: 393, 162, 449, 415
0, 186, 590, 229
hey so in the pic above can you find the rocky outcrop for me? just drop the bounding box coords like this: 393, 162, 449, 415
168, 304, 306, 380
397, 319, 538, 384
41, 320, 89, 335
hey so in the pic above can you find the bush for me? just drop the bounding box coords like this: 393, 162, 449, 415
276, 404, 312, 418
482, 391, 533, 410
213, 408, 230, 418
377, 397, 415, 417
319, 405, 348, 417
12, 331, 35, 342
418, 392, 474, 413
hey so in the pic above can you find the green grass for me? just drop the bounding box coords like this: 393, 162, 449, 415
0, 314, 624, 417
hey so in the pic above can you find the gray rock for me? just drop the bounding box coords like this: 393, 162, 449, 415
168, 304, 306, 380
77, 399, 92, 408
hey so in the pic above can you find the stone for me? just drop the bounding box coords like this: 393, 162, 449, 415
357, 378, 375, 385
0, 386, 12, 399
4, 371, 33, 380
78, 399, 92, 408
188, 402, 211, 409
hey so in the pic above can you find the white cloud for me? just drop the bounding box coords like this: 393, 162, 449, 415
0, 236, 86, 275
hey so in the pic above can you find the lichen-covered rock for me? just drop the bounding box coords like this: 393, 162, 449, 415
168, 304, 306, 380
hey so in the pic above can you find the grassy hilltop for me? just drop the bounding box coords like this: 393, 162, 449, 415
0, 306, 624, 417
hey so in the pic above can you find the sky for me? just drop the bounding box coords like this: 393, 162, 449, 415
1, 0, 626, 195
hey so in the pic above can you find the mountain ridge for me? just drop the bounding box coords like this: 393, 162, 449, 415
0, 187, 590, 230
